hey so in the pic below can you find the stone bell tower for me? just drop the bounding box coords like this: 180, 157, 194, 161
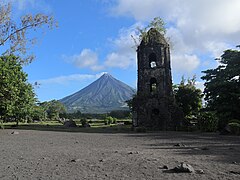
132, 28, 180, 130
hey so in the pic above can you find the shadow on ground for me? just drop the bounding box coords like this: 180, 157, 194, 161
126, 132, 240, 165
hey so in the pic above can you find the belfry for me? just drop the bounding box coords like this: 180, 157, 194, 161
132, 28, 181, 130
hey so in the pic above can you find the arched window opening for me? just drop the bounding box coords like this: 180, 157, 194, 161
149, 53, 157, 68
150, 78, 157, 93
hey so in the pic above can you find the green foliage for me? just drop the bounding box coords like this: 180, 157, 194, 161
229, 119, 240, 124
103, 119, 108, 125
80, 118, 87, 127
38, 100, 66, 121
31, 105, 47, 121
0, 55, 35, 123
133, 17, 166, 46
109, 110, 131, 119
0, 3, 57, 64
112, 118, 117, 124
201, 48, 240, 128
104, 116, 114, 125
197, 112, 219, 132
174, 76, 203, 117
137, 17, 166, 41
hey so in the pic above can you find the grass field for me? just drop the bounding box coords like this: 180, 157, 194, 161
1, 119, 133, 133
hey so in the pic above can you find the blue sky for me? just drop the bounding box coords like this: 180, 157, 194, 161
2, 0, 240, 102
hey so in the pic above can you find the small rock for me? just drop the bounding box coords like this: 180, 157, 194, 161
99, 159, 104, 162
172, 162, 195, 173
18, 156, 24, 160
128, 151, 138, 154
163, 165, 168, 169
232, 161, 237, 164
196, 169, 204, 174
159, 165, 169, 169
11, 131, 19, 135
201, 147, 209, 150
174, 143, 185, 147
71, 159, 80, 162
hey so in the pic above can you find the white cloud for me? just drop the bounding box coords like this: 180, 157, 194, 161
110, 0, 240, 72
104, 52, 135, 69
37, 72, 106, 85
171, 54, 200, 73
66, 24, 139, 71
104, 23, 139, 69
64, 49, 104, 71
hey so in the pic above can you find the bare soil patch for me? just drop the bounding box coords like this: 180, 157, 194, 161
0, 129, 240, 179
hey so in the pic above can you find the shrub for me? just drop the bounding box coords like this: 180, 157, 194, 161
228, 122, 240, 135
104, 116, 114, 125
229, 119, 240, 124
80, 118, 87, 127
104, 119, 108, 125
88, 120, 93, 124
197, 112, 219, 132
0, 120, 4, 129
112, 118, 117, 124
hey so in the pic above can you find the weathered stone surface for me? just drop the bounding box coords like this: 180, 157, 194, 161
132, 28, 183, 130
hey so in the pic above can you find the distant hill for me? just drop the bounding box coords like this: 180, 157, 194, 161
60, 73, 136, 113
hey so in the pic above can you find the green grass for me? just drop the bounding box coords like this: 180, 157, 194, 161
1, 120, 133, 133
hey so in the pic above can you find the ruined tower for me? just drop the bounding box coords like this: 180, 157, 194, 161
133, 28, 180, 130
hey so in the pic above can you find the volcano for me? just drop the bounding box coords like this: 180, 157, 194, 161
60, 73, 135, 113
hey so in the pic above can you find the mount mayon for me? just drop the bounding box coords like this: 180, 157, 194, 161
60, 73, 136, 113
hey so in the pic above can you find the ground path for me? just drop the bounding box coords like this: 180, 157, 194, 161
0, 129, 240, 179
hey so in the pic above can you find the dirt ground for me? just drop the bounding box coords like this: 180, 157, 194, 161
0, 129, 240, 180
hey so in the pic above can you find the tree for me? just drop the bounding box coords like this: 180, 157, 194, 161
13, 82, 36, 124
39, 100, 66, 120
201, 47, 240, 128
31, 104, 47, 121
0, 3, 57, 64
0, 55, 35, 123
132, 17, 167, 46
174, 76, 203, 117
